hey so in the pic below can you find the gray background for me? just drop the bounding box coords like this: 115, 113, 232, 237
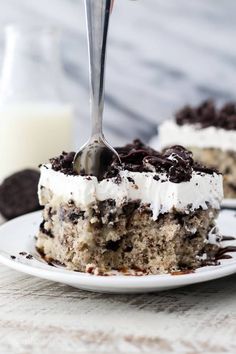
0, 0, 236, 146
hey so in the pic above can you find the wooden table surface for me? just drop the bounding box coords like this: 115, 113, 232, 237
0, 264, 236, 353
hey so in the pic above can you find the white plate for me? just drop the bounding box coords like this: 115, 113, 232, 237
0, 210, 236, 294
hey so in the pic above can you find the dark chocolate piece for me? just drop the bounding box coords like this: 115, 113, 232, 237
68, 211, 85, 224
26, 254, 33, 260
106, 239, 121, 251
19, 252, 27, 256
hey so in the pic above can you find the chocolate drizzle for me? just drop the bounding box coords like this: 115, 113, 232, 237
221, 236, 236, 242
39, 220, 54, 238
215, 246, 236, 261
202, 235, 236, 266
49, 140, 218, 183
176, 100, 236, 130
105, 141, 197, 183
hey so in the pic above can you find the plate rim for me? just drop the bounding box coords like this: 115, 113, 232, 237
222, 198, 236, 208
0, 210, 236, 290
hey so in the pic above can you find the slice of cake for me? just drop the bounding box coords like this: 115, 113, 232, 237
158, 100, 236, 198
36, 140, 223, 275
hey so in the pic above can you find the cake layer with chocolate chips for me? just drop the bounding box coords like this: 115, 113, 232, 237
37, 201, 218, 275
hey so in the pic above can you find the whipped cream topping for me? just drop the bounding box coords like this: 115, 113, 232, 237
39, 164, 223, 220
158, 120, 236, 152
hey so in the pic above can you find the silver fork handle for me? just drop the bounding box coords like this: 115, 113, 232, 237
84, 0, 112, 137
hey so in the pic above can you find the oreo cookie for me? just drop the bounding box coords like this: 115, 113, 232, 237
0, 169, 41, 220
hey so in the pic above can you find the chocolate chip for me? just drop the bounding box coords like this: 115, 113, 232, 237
26, 254, 33, 259
124, 245, 133, 252
122, 201, 140, 217
127, 177, 135, 184
68, 211, 85, 223
114, 174, 122, 184
106, 239, 121, 251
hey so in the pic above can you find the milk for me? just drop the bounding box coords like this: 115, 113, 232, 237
0, 103, 74, 180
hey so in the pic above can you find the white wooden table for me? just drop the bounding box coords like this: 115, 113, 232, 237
0, 264, 236, 353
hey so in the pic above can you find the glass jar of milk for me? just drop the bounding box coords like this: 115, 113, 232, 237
0, 25, 74, 181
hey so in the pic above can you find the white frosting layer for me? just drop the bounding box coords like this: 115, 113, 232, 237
158, 120, 236, 151
38, 165, 223, 220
